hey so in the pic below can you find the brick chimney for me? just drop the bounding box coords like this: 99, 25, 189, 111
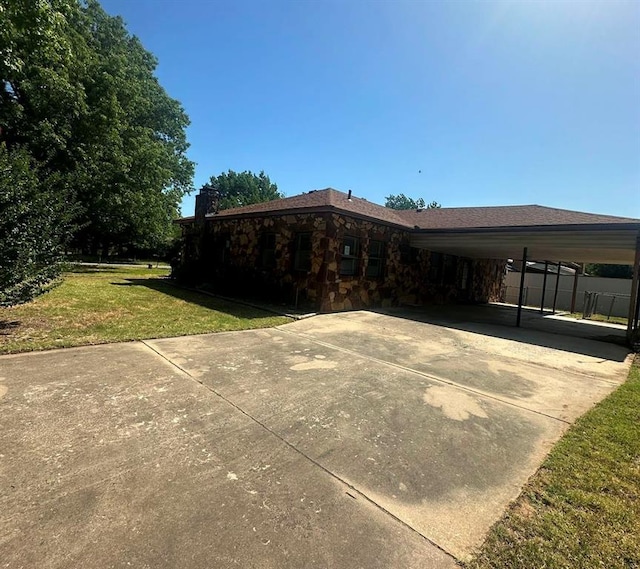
195, 185, 219, 226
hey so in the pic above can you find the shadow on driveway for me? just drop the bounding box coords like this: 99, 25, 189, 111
376, 303, 630, 362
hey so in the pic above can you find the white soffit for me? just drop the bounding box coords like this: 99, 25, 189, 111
409, 228, 640, 264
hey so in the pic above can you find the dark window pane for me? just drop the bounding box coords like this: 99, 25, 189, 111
212, 233, 230, 265
366, 239, 385, 277
261, 233, 277, 268
429, 252, 443, 283
366, 258, 381, 277
294, 233, 312, 272
340, 258, 357, 276
443, 255, 457, 285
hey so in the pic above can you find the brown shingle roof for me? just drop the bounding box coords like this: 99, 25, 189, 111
396, 204, 640, 230
182, 188, 640, 230
209, 188, 413, 228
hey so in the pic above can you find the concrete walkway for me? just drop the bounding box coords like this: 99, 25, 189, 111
0, 310, 632, 568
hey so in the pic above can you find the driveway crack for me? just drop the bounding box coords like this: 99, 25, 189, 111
139, 339, 459, 564
276, 327, 572, 426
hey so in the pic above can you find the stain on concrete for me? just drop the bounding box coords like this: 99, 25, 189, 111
290, 360, 337, 371
3, 308, 627, 567
1, 342, 455, 569
283, 311, 629, 421
148, 311, 631, 560
419, 354, 538, 399
422, 385, 489, 421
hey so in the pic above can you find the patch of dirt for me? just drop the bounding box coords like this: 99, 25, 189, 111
512, 499, 537, 520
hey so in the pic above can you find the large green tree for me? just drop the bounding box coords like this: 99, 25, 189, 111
385, 193, 440, 210
0, 145, 72, 305
0, 0, 194, 258
207, 170, 283, 211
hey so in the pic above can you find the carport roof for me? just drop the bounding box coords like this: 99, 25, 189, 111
406, 205, 640, 264
409, 227, 640, 264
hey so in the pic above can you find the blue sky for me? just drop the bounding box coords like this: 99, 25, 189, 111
100, 0, 640, 218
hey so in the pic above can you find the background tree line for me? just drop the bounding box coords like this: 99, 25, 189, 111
384, 194, 440, 210
1, 0, 193, 304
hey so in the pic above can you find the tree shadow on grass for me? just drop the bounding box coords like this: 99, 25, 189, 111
0, 320, 20, 335
65, 266, 131, 275
66, 264, 170, 275
113, 278, 287, 320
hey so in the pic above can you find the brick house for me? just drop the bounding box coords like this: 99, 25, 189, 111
175, 187, 505, 312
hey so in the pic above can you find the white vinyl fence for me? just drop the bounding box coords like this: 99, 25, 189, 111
504, 272, 632, 319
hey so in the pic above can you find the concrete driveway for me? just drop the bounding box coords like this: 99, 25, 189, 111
0, 309, 632, 568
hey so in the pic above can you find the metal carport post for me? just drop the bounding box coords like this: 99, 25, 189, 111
552, 261, 562, 315
540, 261, 549, 314
516, 247, 527, 327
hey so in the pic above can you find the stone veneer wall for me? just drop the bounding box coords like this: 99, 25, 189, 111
316, 213, 505, 311
180, 212, 506, 312
191, 213, 327, 308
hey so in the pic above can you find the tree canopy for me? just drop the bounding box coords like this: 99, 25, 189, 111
585, 264, 633, 279
206, 170, 283, 211
0, 0, 194, 256
0, 0, 194, 303
385, 194, 440, 210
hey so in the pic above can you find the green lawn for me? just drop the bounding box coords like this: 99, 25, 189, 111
0, 266, 291, 354
466, 355, 640, 569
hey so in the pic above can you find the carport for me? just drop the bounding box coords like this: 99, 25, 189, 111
407, 206, 640, 343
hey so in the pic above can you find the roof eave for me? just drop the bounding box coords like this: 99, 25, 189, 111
206, 205, 413, 230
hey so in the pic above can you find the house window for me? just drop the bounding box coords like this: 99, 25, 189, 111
400, 242, 419, 264
429, 252, 443, 283
294, 233, 312, 272
213, 233, 230, 265
261, 233, 277, 268
340, 236, 360, 276
443, 255, 458, 285
429, 252, 457, 285
366, 240, 385, 277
